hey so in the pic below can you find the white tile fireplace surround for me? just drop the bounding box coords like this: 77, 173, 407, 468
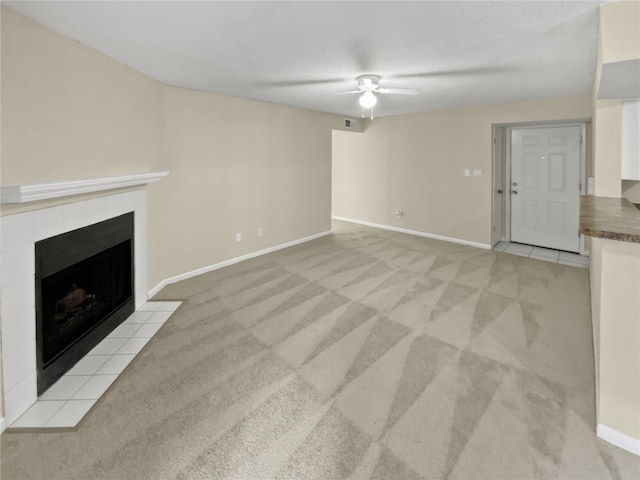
0, 173, 168, 429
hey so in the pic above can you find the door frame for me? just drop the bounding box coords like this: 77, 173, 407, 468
491, 125, 504, 246
491, 121, 587, 255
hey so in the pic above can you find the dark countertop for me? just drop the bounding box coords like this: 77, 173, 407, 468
580, 196, 640, 243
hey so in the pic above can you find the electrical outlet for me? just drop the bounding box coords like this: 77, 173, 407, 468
464, 169, 471, 177
395, 210, 403, 217
235, 233, 241, 243
473, 169, 482, 177
257, 227, 263, 237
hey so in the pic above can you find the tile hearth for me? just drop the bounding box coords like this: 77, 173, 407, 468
7, 301, 181, 430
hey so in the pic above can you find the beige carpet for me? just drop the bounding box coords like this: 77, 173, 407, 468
2, 220, 639, 479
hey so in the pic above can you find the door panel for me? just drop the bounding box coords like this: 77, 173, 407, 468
548, 154, 565, 190
548, 202, 564, 233
510, 126, 581, 252
523, 200, 537, 230
523, 154, 538, 188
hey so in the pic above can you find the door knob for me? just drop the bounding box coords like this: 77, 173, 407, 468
497, 189, 503, 194
512, 190, 518, 195
512, 182, 518, 187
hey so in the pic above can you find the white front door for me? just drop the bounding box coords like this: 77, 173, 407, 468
510, 126, 581, 252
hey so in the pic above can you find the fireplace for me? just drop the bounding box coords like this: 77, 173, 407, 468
1, 173, 167, 427
35, 213, 135, 394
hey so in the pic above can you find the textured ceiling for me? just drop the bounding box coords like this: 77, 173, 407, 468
5, 1, 606, 118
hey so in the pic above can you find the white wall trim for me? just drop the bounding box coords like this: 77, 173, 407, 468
0, 417, 5, 434
1, 171, 169, 204
597, 424, 640, 456
332, 216, 492, 250
148, 231, 332, 298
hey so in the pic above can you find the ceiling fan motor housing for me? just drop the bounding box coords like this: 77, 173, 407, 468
357, 74, 381, 91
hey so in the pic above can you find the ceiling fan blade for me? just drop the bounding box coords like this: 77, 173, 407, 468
378, 88, 420, 95
256, 77, 347, 87
392, 65, 522, 80
321, 90, 361, 96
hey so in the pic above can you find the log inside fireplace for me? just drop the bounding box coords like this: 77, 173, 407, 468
35, 212, 135, 395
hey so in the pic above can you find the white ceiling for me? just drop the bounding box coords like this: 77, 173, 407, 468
5, 0, 607, 118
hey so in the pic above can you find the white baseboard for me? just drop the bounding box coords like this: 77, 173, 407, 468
597, 424, 640, 456
148, 231, 332, 299
332, 216, 492, 250
0, 417, 5, 434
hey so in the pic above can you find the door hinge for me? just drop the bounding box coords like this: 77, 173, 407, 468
580, 135, 583, 144
493, 138, 497, 144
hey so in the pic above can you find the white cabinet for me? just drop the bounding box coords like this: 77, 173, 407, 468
621, 100, 640, 180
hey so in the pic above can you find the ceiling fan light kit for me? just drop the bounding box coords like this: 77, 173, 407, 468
329, 74, 420, 119
359, 90, 377, 108
358, 75, 379, 118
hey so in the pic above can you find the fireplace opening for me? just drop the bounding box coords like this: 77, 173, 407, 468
35, 212, 135, 394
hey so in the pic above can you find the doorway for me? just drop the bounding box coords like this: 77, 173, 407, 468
492, 122, 587, 254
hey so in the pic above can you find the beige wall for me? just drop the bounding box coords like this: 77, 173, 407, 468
332, 95, 591, 246
588, 237, 602, 410
591, 238, 640, 441
593, 99, 624, 196
148, 86, 339, 287
0, 8, 164, 186
599, 0, 640, 65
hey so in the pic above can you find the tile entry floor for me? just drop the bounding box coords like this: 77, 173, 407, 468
493, 241, 590, 268
8, 301, 182, 430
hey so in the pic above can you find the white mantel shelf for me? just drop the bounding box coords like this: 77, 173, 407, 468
1, 171, 169, 204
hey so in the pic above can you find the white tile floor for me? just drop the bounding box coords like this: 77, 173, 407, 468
9, 301, 181, 430
493, 241, 590, 268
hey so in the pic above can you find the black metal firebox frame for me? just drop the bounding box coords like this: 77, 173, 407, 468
35, 212, 135, 395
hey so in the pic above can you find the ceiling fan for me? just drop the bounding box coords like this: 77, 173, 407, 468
329, 74, 420, 118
